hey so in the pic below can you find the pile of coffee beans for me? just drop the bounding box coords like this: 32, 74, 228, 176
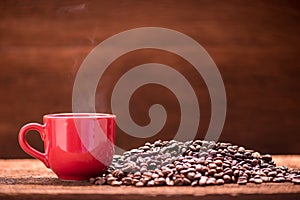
89, 140, 300, 186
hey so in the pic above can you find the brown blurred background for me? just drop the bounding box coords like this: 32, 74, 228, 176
0, 0, 299, 158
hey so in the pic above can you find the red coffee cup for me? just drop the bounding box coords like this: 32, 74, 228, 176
18, 113, 116, 180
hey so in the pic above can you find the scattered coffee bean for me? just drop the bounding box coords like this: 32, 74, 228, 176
89, 177, 96, 184
94, 177, 106, 185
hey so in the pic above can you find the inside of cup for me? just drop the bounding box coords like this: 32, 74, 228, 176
45, 113, 115, 118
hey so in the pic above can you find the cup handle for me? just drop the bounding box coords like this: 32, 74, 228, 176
18, 123, 50, 168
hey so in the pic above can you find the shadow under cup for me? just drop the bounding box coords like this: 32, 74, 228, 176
18, 113, 116, 180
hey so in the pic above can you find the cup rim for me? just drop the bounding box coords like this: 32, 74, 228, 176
44, 113, 116, 119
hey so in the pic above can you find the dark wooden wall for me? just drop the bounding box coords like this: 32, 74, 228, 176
0, 0, 299, 158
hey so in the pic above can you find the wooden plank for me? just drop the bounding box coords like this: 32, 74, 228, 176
0, 157, 299, 200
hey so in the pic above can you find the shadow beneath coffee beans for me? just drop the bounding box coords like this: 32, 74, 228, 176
0, 177, 91, 186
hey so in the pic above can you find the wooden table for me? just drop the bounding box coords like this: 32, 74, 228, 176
0, 156, 300, 200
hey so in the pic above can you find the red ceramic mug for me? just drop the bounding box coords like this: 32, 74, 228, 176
18, 113, 116, 180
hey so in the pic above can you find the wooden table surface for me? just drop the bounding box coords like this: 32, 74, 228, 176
0, 156, 300, 200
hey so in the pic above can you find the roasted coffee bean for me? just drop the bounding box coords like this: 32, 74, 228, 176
112, 169, 125, 179
208, 163, 217, 169
111, 180, 122, 186
262, 154, 272, 162
165, 177, 173, 186
223, 175, 231, 183
106, 177, 117, 185
147, 180, 155, 186
94, 177, 106, 185
183, 177, 191, 185
292, 178, 300, 185
122, 177, 132, 185
216, 179, 225, 185
191, 180, 198, 186
214, 172, 224, 179
206, 177, 216, 185
254, 178, 263, 184
90, 139, 299, 187
174, 178, 184, 186
224, 169, 233, 176
199, 176, 208, 186
154, 177, 166, 186
238, 147, 245, 153
89, 177, 96, 184
208, 169, 217, 176
214, 159, 223, 167
261, 176, 271, 182
273, 177, 285, 182
187, 172, 195, 180
194, 173, 202, 179
135, 181, 144, 187
237, 178, 247, 185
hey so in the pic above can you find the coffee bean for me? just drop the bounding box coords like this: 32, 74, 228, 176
216, 179, 225, 185
174, 178, 184, 186
252, 152, 261, 158
223, 175, 231, 183
261, 176, 271, 182
238, 147, 245, 153
233, 170, 240, 177
183, 177, 191, 185
208, 163, 217, 169
251, 159, 259, 166
154, 177, 166, 186
273, 177, 285, 182
135, 181, 144, 187
237, 179, 247, 185
112, 169, 125, 179
254, 178, 263, 184
224, 169, 233, 176
237, 176, 247, 185
199, 176, 208, 186
111, 180, 122, 186
89, 177, 96, 184
187, 172, 195, 180
234, 153, 244, 158
206, 177, 216, 185
214, 172, 224, 179
147, 180, 155, 186
249, 178, 255, 183
106, 177, 117, 185
191, 180, 198, 187
214, 159, 223, 167
292, 178, 300, 185
151, 173, 159, 179
262, 154, 272, 162
122, 177, 132, 185
194, 173, 202, 179
94, 177, 106, 185
165, 177, 174, 186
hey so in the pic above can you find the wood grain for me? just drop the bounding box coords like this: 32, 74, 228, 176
0, 157, 299, 200
0, 0, 299, 158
